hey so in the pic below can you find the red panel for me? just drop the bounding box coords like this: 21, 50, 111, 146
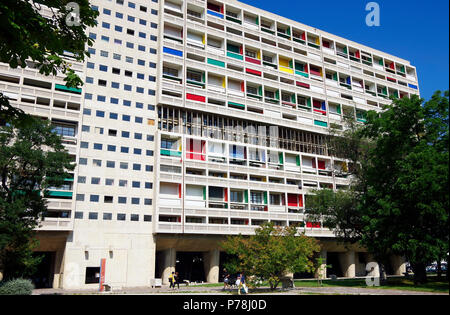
240, 82, 245, 91
296, 82, 310, 89
246, 68, 262, 76
99, 258, 106, 292
355, 50, 360, 58
318, 161, 326, 170
389, 62, 395, 70
179, 184, 182, 198
301, 32, 306, 40
186, 93, 205, 102
306, 222, 321, 228
323, 41, 330, 48
245, 57, 261, 65
298, 195, 303, 207
287, 194, 298, 207
224, 188, 228, 202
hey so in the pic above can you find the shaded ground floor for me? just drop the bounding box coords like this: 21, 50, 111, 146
10, 233, 406, 290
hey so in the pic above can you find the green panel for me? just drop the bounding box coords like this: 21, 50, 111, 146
227, 52, 243, 60
255, 16, 259, 25
296, 71, 309, 78
307, 98, 312, 107
258, 86, 263, 96
336, 105, 342, 114
278, 153, 284, 164
314, 120, 328, 127
55, 84, 82, 94
48, 191, 73, 197
228, 101, 245, 108
226, 16, 242, 24
203, 187, 206, 200
343, 47, 348, 54
332, 73, 338, 81
289, 60, 293, 68
296, 155, 300, 166
379, 58, 384, 65
161, 149, 182, 157
263, 192, 268, 205
275, 90, 280, 100
383, 87, 387, 95
291, 94, 296, 103
207, 58, 225, 67
244, 190, 248, 203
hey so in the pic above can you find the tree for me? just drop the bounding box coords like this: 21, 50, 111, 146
0, 0, 96, 279
0, 0, 98, 118
306, 92, 449, 285
361, 92, 449, 284
220, 222, 320, 291
0, 114, 75, 280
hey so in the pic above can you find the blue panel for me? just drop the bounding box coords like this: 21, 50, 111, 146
408, 83, 418, 90
346, 77, 351, 85
321, 102, 326, 110
163, 47, 183, 57
207, 10, 224, 19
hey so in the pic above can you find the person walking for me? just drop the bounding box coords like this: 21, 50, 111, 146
174, 271, 180, 289
236, 274, 242, 295
169, 271, 175, 289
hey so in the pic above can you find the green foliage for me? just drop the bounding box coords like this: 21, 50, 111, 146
0, 278, 34, 295
0, 0, 98, 88
306, 91, 449, 285
0, 1, 98, 120
220, 222, 321, 290
0, 114, 75, 280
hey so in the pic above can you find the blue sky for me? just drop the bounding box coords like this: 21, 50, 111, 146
240, 0, 449, 100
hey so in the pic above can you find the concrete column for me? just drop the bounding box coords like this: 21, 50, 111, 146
203, 249, 220, 283
340, 251, 356, 278
161, 248, 176, 285
390, 255, 406, 276
315, 250, 327, 279
52, 249, 65, 289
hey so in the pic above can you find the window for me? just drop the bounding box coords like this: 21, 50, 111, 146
105, 178, 114, 186
103, 213, 112, 220
118, 197, 127, 204
131, 214, 139, 221
90, 195, 100, 202
119, 180, 128, 187
120, 162, 128, 169
85, 267, 100, 284
91, 177, 100, 185
246, 50, 257, 58
104, 196, 113, 204
117, 213, 126, 221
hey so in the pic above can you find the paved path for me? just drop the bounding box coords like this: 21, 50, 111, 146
33, 284, 447, 295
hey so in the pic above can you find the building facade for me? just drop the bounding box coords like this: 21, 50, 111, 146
0, 0, 418, 289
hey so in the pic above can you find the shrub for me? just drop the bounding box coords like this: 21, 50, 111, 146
0, 278, 34, 295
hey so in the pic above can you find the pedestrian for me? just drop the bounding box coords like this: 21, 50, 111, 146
174, 271, 180, 289
240, 272, 247, 294
236, 273, 242, 295
169, 271, 175, 289
223, 273, 230, 291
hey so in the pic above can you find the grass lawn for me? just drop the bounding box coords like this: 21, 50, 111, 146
294, 276, 449, 294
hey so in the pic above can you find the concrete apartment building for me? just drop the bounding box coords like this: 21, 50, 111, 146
0, 0, 419, 289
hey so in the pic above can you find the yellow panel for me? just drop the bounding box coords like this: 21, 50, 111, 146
279, 57, 290, 67
280, 66, 294, 74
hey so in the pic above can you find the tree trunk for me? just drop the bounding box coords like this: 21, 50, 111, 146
411, 262, 427, 285
436, 259, 442, 280
378, 263, 387, 286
